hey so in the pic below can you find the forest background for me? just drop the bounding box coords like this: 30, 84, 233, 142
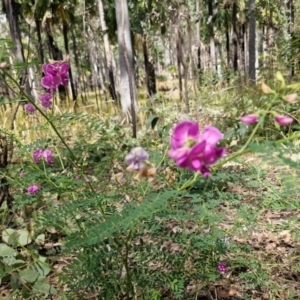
1, 0, 300, 299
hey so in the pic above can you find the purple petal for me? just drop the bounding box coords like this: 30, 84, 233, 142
28, 185, 39, 194
33, 149, 43, 163
168, 147, 189, 161
171, 121, 200, 149
46, 64, 59, 76
125, 147, 149, 170
43, 150, 53, 164
24, 104, 35, 114
200, 126, 223, 146
41, 74, 54, 89
39, 92, 52, 102
60, 63, 70, 75
200, 165, 211, 177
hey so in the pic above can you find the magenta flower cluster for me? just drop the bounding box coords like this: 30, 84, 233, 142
218, 263, 227, 274
168, 121, 226, 177
39, 62, 69, 109
240, 114, 293, 126
27, 149, 54, 194
24, 103, 36, 114
28, 185, 39, 195
33, 149, 53, 164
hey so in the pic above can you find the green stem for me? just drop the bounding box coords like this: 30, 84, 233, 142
178, 171, 200, 191
215, 94, 279, 172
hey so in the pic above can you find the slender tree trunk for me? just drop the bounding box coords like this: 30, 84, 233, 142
248, 0, 256, 83
98, 0, 118, 103
208, 0, 216, 73
4, 0, 24, 63
35, 18, 44, 64
71, 28, 80, 101
142, 35, 157, 98
175, 23, 183, 105
216, 43, 222, 78
243, 23, 248, 74
196, 0, 202, 83
62, 22, 77, 101
232, 1, 239, 72
225, 8, 230, 69
115, 0, 137, 137
4, 0, 31, 95
287, 0, 295, 77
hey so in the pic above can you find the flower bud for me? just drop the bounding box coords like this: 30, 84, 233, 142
287, 83, 300, 92
284, 93, 297, 103
276, 71, 286, 91
262, 83, 274, 94
274, 115, 293, 126
240, 114, 258, 125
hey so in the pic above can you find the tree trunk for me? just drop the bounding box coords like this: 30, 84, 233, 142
287, 0, 295, 77
142, 35, 156, 98
35, 18, 44, 64
175, 24, 183, 105
232, 1, 239, 72
248, 0, 256, 83
208, 0, 216, 73
115, 0, 137, 137
196, 0, 202, 83
62, 22, 77, 101
243, 23, 247, 73
98, 0, 118, 104
4, 0, 31, 95
225, 7, 230, 69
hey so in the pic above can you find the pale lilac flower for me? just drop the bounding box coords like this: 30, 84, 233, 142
168, 121, 226, 177
42, 150, 53, 164
218, 263, 227, 274
125, 147, 149, 170
24, 104, 36, 114
275, 115, 293, 126
28, 185, 39, 194
240, 114, 258, 125
20, 170, 24, 177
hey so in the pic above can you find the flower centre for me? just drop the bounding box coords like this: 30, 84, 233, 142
185, 137, 198, 148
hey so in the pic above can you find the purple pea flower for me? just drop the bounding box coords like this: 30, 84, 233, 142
125, 147, 149, 170
42, 62, 69, 88
41, 74, 61, 90
275, 115, 293, 126
42, 150, 53, 164
24, 104, 36, 114
28, 185, 39, 195
218, 263, 227, 274
240, 114, 258, 125
168, 121, 226, 177
33, 149, 44, 163
33, 149, 53, 164
39, 92, 52, 109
